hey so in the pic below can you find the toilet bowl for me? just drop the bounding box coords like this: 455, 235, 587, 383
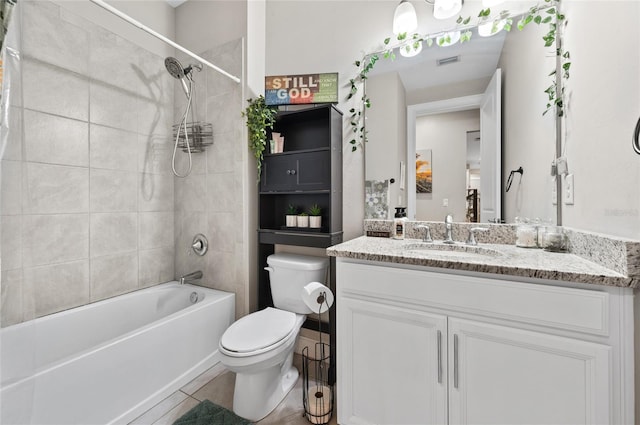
218, 253, 329, 421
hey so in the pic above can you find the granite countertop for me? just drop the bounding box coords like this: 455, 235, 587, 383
327, 236, 637, 288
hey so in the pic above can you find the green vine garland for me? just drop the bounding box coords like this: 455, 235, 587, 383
347, 0, 569, 151
243, 95, 278, 179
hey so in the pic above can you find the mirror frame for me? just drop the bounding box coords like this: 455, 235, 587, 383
358, 3, 566, 224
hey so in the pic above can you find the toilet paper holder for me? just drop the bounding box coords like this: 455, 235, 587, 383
301, 282, 334, 425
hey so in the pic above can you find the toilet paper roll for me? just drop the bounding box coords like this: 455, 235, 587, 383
305, 384, 332, 424
302, 282, 334, 313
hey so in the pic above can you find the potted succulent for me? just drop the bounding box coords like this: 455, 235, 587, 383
297, 212, 309, 228
308, 204, 322, 228
286, 204, 298, 227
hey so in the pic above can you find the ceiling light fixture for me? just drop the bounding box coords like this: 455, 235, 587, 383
393, 0, 418, 35
393, 0, 466, 36
432, 0, 463, 20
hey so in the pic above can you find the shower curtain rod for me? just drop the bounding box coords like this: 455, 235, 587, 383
88, 0, 241, 84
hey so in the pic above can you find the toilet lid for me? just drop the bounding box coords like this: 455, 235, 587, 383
220, 308, 296, 353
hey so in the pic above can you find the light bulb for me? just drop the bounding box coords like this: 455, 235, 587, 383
478, 19, 507, 37
393, 1, 418, 34
436, 31, 461, 47
433, 0, 462, 20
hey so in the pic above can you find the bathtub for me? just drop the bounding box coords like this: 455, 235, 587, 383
0, 282, 235, 425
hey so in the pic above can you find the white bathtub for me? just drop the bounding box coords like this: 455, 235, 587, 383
0, 282, 235, 425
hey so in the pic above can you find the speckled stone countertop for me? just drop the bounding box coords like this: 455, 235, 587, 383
327, 236, 638, 288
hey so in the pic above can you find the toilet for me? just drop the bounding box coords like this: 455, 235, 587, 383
218, 253, 329, 421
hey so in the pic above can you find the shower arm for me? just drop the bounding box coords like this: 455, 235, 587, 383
88, 0, 241, 84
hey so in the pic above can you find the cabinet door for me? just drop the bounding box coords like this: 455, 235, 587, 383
261, 151, 330, 192
337, 297, 447, 425
448, 318, 610, 425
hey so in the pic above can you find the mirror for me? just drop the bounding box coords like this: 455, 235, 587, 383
364, 4, 557, 224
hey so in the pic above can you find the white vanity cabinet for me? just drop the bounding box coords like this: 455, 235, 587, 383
336, 259, 634, 425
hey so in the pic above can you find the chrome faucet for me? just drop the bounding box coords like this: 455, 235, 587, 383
443, 214, 455, 244
179, 270, 203, 285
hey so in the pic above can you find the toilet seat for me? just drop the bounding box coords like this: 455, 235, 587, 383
220, 308, 297, 357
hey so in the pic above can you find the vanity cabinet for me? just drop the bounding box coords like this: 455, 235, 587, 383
336, 259, 633, 425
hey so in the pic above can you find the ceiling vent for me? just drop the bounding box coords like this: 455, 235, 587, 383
436, 55, 460, 66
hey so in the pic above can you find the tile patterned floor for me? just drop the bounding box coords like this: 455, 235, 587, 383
129, 356, 338, 425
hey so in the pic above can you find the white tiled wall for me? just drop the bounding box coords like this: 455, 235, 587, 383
173, 39, 247, 319
1, 0, 176, 326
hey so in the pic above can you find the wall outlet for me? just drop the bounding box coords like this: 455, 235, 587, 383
551, 176, 557, 205
442, 198, 449, 207
564, 174, 575, 205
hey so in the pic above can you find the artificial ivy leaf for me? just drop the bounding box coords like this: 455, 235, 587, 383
456, 15, 463, 24
463, 16, 471, 25
426, 38, 434, 47
478, 8, 491, 17
352, 146, 357, 152
355, 60, 361, 67
384, 37, 391, 45
397, 32, 407, 40
534, 15, 542, 24
542, 16, 552, 24
546, 7, 555, 14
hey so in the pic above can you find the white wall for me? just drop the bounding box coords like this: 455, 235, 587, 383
561, 1, 640, 240
50, 0, 175, 57
175, 0, 247, 55
265, 1, 400, 240
498, 17, 556, 224
366, 72, 407, 218
415, 110, 479, 221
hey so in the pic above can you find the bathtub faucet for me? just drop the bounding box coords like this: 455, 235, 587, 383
179, 270, 203, 285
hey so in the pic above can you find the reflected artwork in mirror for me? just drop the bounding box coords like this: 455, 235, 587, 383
361, 0, 561, 225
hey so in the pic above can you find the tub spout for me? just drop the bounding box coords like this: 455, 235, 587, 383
179, 270, 203, 285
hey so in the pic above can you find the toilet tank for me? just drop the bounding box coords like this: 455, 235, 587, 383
266, 253, 329, 314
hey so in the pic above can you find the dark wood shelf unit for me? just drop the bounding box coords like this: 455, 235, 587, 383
257, 104, 342, 385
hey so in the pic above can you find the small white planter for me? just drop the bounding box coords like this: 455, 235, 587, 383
297, 215, 309, 228
285, 215, 298, 227
309, 216, 322, 229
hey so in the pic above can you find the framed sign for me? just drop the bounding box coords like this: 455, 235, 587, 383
265, 73, 338, 106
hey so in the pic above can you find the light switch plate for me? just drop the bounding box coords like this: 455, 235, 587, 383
564, 174, 575, 205
442, 198, 449, 207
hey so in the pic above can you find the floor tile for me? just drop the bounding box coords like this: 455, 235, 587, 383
191, 370, 235, 411
151, 396, 200, 425
129, 391, 188, 425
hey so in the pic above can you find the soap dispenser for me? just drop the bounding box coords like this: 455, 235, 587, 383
393, 207, 408, 240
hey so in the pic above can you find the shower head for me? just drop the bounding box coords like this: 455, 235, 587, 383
164, 57, 190, 98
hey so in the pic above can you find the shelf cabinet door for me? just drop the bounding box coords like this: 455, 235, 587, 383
261, 151, 330, 192
448, 318, 611, 425
337, 296, 447, 425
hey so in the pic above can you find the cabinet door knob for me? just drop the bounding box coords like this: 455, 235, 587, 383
286, 169, 291, 175
290, 169, 296, 175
